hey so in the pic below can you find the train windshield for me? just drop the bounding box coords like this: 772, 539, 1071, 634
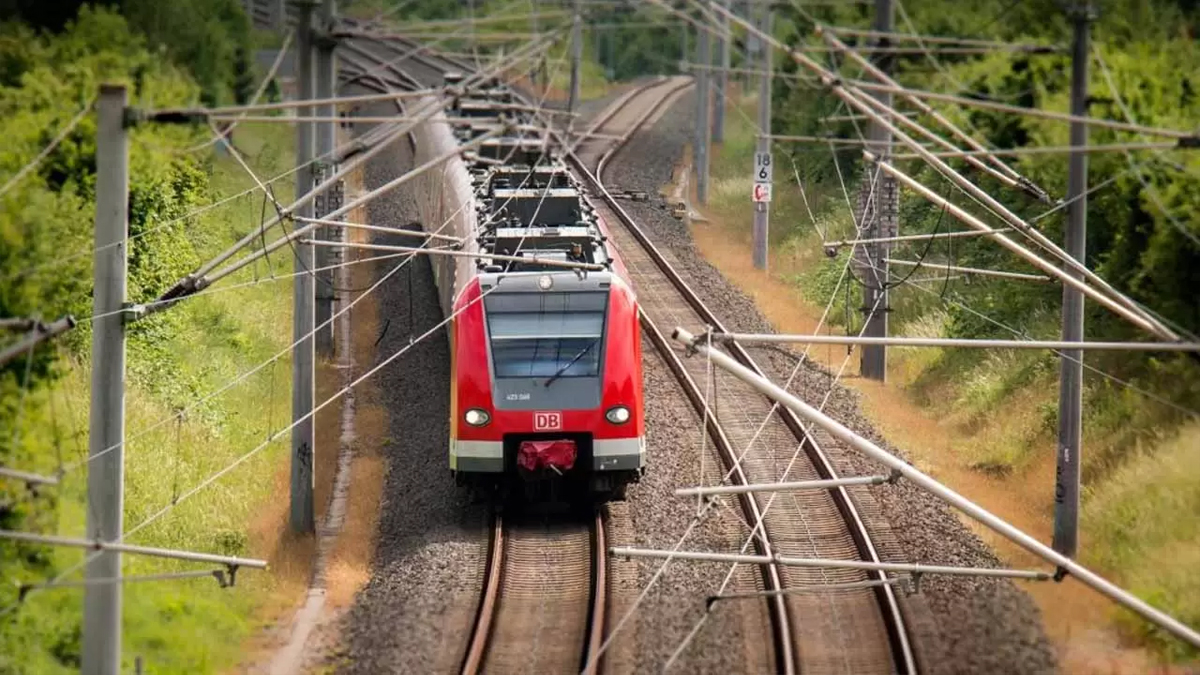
484, 290, 608, 379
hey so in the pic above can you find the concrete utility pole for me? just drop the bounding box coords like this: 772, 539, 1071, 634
314, 0, 337, 357
855, 0, 896, 381
83, 83, 129, 675
695, 8, 711, 205
712, 0, 730, 143
291, 0, 317, 535
751, 6, 773, 269
1054, 2, 1095, 562
569, 0, 582, 113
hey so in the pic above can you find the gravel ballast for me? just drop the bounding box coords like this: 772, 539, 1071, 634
329, 74, 1057, 674
601, 88, 1060, 675
328, 100, 488, 675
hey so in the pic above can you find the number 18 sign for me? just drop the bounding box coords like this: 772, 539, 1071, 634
753, 152, 773, 203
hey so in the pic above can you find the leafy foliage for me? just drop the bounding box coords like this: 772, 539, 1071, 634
762, 0, 1200, 661
0, 7, 261, 670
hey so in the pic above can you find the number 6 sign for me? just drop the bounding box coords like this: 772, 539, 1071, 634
754, 152, 773, 182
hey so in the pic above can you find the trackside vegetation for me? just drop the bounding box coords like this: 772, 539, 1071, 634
1, 6, 298, 672
697, 0, 1200, 663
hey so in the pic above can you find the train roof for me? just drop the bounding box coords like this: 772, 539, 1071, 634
447, 84, 615, 278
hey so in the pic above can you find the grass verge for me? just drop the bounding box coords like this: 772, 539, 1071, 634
3, 121, 313, 674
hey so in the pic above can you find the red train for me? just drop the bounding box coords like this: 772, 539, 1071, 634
416, 85, 646, 502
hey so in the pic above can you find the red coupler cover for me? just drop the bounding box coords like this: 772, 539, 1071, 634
517, 440, 577, 472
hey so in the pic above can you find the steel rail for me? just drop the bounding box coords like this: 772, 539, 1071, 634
570, 76, 799, 675
460, 512, 504, 675
582, 510, 609, 675
564, 78, 918, 673
459, 510, 609, 675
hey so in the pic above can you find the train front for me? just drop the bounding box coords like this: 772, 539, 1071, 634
450, 270, 645, 502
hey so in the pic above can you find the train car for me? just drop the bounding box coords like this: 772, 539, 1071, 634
411, 81, 646, 502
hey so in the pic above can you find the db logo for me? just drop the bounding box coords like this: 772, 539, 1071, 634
534, 411, 562, 431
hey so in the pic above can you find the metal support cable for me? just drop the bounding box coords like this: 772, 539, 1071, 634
672, 328, 1200, 651
843, 77, 1200, 141
184, 29, 296, 153
154, 31, 558, 304
0, 98, 95, 199
187, 124, 509, 298
819, 28, 1038, 193
0, 466, 61, 486
716, 8, 1179, 339
58, 78, 560, 483
9, 114, 402, 285
0, 530, 266, 568
1092, 46, 1200, 249
824, 25, 1058, 50
0, 316, 77, 368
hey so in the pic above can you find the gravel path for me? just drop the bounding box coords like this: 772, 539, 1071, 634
326, 100, 489, 675
601, 89, 1061, 675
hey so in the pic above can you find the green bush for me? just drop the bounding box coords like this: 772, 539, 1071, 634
1, 7, 297, 672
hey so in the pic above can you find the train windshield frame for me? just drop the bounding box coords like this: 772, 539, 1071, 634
483, 290, 609, 380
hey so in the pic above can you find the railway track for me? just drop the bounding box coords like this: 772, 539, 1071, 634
461, 510, 608, 675
343, 31, 916, 674
342, 35, 613, 675
564, 77, 918, 674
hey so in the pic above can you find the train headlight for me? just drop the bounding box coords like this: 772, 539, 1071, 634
538, 274, 553, 291
464, 408, 491, 427
605, 405, 631, 425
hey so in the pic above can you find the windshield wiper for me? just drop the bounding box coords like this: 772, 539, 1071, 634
544, 338, 599, 388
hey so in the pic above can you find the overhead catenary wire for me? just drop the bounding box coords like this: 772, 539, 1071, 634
882, 258, 1053, 282
0, 98, 95, 199
184, 29, 295, 153
717, 8, 1180, 340
864, 151, 1180, 332
881, 266, 1200, 419
9, 104, 408, 285
48, 35, 567, 514
1092, 46, 1200, 249
709, 333, 1200, 351
172, 124, 511, 304
167, 31, 556, 292
843, 77, 1200, 141
823, 25, 1059, 50
891, 140, 1187, 159
163, 87, 441, 117
818, 28, 1043, 197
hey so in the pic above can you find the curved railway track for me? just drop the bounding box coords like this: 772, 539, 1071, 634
342, 32, 916, 674
564, 77, 918, 674
343, 35, 613, 675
